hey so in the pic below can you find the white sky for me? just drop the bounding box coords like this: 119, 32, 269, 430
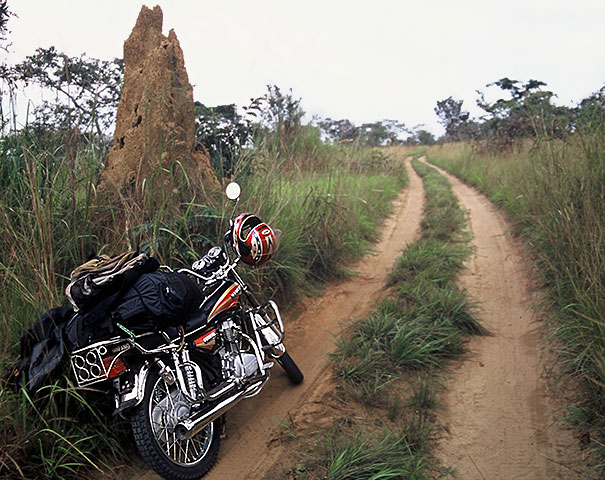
3, 0, 605, 135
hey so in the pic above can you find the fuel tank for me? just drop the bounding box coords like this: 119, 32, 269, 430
185, 279, 241, 332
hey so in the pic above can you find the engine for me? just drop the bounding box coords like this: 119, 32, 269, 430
217, 319, 260, 384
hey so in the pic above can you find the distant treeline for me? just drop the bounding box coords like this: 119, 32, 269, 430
435, 78, 604, 150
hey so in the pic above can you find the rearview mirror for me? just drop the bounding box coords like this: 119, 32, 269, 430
225, 182, 241, 201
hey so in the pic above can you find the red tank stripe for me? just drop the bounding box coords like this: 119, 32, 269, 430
208, 284, 240, 321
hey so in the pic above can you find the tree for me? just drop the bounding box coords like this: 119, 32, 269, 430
195, 99, 261, 178
0, 0, 12, 51
415, 129, 436, 145
14, 47, 123, 137
318, 117, 359, 143
573, 85, 605, 134
476, 78, 545, 120
475, 78, 573, 147
359, 119, 406, 146
0, 0, 15, 130
434, 97, 470, 141
402, 124, 436, 145
262, 85, 304, 149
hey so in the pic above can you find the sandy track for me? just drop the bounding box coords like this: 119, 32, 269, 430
134, 159, 425, 479
429, 161, 587, 480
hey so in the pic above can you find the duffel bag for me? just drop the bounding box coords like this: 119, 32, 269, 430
66, 251, 159, 312
112, 272, 203, 329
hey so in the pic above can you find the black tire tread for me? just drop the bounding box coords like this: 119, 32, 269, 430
130, 370, 220, 480
277, 351, 304, 385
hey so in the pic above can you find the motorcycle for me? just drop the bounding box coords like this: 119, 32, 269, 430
67, 182, 303, 480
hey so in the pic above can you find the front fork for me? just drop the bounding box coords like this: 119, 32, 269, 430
249, 300, 286, 358
231, 269, 287, 358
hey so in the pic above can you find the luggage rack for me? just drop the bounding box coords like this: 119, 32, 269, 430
69, 326, 187, 387
69, 337, 130, 387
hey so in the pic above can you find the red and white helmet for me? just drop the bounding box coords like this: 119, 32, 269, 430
232, 213, 278, 266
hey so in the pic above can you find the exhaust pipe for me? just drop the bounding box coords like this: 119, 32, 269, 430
176, 380, 263, 440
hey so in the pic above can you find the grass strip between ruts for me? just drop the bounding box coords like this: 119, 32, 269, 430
280, 158, 485, 479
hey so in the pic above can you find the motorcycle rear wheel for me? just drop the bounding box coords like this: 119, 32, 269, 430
131, 368, 220, 480
277, 351, 304, 385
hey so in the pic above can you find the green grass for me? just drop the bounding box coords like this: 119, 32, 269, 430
0, 376, 132, 479
0, 127, 408, 478
237, 163, 407, 302
333, 159, 483, 401
427, 128, 605, 470
283, 157, 483, 479
289, 418, 433, 480
318, 428, 430, 480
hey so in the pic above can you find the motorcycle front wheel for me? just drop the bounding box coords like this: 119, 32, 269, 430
131, 368, 220, 480
277, 351, 304, 385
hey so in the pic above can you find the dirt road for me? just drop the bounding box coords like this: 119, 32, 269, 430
134, 158, 587, 480
134, 159, 425, 480
430, 162, 587, 479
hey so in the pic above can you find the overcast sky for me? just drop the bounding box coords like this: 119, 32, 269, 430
3, 0, 605, 135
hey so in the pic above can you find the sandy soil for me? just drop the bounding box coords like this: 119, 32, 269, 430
132, 158, 588, 480
429, 161, 588, 480
133, 159, 425, 480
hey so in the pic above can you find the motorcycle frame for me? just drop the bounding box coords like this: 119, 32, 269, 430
69, 191, 288, 422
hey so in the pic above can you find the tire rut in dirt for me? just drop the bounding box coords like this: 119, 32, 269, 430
428, 160, 587, 480
202, 159, 426, 480
132, 159, 426, 480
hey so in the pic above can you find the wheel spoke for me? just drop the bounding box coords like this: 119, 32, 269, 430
189, 436, 201, 459
184, 439, 190, 463
172, 430, 177, 461
148, 374, 215, 466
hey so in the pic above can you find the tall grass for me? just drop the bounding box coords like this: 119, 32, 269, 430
427, 126, 605, 468
1, 132, 102, 346
281, 158, 482, 479
0, 124, 407, 477
0, 378, 132, 479
240, 163, 406, 301
0, 130, 219, 345
0, 129, 213, 477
